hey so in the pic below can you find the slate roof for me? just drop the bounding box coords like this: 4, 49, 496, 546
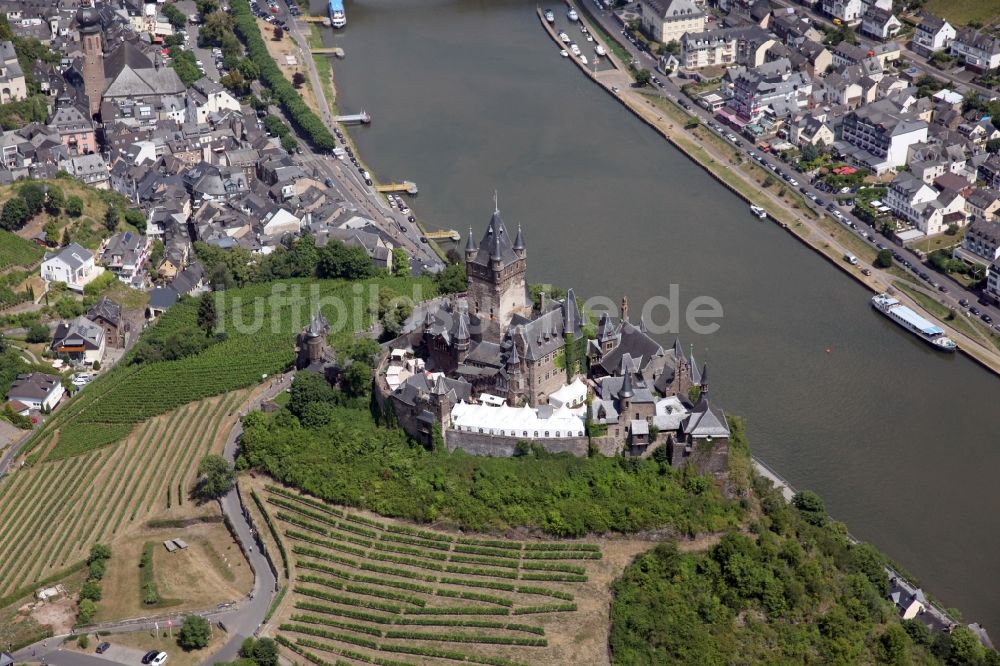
88, 296, 122, 327
52, 316, 104, 350
645, 0, 704, 20
147, 286, 178, 311
683, 396, 729, 438
7, 373, 62, 402
45, 242, 93, 270
469, 208, 520, 268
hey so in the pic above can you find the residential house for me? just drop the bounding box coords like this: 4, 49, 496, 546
320, 227, 394, 272
729, 58, 812, 122
49, 100, 96, 155
170, 263, 205, 297
912, 13, 955, 57
146, 286, 178, 319
680, 31, 735, 69
6, 372, 64, 411
99, 231, 150, 286
950, 28, 1000, 72
0, 41, 27, 103
860, 7, 901, 41
41, 243, 102, 291
961, 219, 1000, 265
966, 189, 1000, 223
978, 154, 1000, 190
639, 0, 707, 45
87, 296, 124, 348
839, 100, 929, 173
793, 115, 835, 146
886, 171, 966, 235
51, 316, 106, 365
986, 260, 1000, 305
819, 0, 864, 24
59, 153, 110, 188
889, 587, 927, 621
186, 77, 242, 125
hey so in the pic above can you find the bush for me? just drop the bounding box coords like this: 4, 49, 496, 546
874, 249, 893, 269
80, 580, 103, 602
77, 634, 89, 649
26, 323, 50, 343
77, 598, 97, 624
65, 195, 83, 217
177, 615, 211, 650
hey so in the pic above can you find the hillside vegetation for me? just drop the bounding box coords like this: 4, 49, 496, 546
238, 373, 748, 538
609, 473, 1000, 665
23, 277, 431, 462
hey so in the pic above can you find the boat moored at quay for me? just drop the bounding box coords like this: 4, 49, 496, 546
871, 293, 957, 352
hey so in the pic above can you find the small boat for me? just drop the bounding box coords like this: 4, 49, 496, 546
750, 204, 766, 218
560, 49, 569, 57
581, 24, 589, 34
544, 8, 555, 22
579, 55, 588, 65
570, 43, 581, 56
586, 35, 593, 42
558, 31, 570, 43
567, 8, 579, 21
871, 293, 958, 352
595, 45, 606, 56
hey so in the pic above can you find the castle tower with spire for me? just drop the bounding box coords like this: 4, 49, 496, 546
465, 198, 528, 342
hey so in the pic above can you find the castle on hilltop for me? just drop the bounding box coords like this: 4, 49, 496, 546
314, 202, 730, 476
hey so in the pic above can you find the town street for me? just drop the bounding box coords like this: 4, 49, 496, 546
577, 1, 1000, 359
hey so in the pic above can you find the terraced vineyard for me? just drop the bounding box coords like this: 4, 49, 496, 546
0, 230, 43, 271
0, 390, 248, 600
259, 485, 609, 666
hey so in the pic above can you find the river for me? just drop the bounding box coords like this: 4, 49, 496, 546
312, 0, 1000, 630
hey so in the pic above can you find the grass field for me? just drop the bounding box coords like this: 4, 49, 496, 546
0, 389, 248, 602
0, 230, 43, 271
254, 482, 648, 666
923, 0, 1000, 26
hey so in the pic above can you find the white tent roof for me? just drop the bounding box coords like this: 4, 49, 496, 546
549, 378, 587, 408
451, 401, 585, 438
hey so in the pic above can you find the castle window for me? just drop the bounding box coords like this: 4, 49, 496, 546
544, 431, 549, 437
534, 431, 538, 437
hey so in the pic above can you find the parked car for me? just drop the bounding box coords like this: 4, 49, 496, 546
982, 314, 994, 324
151, 652, 168, 666
96, 642, 111, 654
142, 651, 160, 664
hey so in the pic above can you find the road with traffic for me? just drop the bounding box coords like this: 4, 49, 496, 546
267, 0, 444, 273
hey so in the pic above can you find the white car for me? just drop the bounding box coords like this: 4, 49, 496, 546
72, 374, 91, 387
151, 653, 168, 666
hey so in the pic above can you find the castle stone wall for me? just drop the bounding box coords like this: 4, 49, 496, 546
445, 429, 589, 457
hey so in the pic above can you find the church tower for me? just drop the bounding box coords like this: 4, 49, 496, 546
77, 8, 105, 118
465, 198, 528, 341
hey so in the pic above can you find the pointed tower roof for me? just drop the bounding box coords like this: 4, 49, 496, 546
563, 288, 580, 337
470, 202, 518, 267
672, 337, 683, 359
619, 368, 634, 399
465, 226, 476, 254
306, 309, 328, 337
638, 317, 647, 333
596, 313, 615, 342
513, 224, 525, 251
506, 339, 520, 366
455, 309, 470, 342
690, 347, 702, 385
700, 361, 709, 388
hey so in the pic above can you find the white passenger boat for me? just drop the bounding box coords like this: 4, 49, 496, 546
567, 8, 579, 21
595, 44, 606, 56
544, 9, 555, 23
560, 49, 569, 57
750, 204, 766, 219
871, 293, 958, 352
558, 31, 570, 43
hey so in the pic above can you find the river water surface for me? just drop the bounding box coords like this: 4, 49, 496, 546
313, 0, 1000, 629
